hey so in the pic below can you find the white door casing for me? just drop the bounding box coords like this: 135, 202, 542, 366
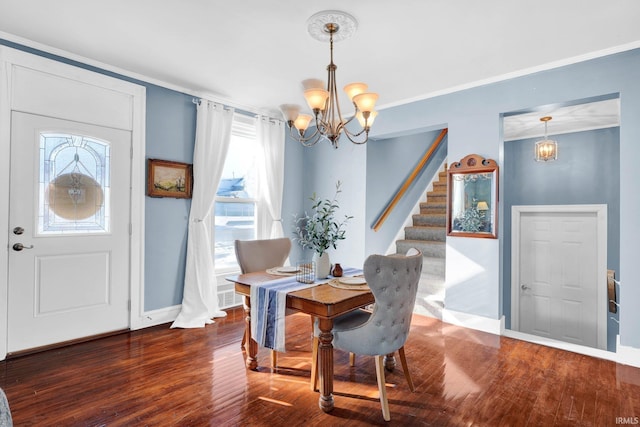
511, 205, 607, 350
0, 46, 146, 359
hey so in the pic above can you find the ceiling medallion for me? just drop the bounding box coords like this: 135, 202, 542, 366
306, 10, 358, 43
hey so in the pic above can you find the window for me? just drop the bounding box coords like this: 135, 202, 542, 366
213, 114, 259, 272
39, 133, 110, 235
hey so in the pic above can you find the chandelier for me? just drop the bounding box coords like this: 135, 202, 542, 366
534, 116, 558, 162
280, 11, 379, 148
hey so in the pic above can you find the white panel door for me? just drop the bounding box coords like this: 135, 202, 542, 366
518, 211, 599, 348
7, 112, 131, 353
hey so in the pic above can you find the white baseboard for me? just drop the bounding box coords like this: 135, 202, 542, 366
441, 308, 504, 335
617, 336, 640, 368
130, 305, 182, 330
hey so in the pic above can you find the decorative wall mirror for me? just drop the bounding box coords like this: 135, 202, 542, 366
447, 154, 499, 238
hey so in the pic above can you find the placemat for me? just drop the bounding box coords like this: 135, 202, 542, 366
266, 267, 299, 276
328, 277, 369, 290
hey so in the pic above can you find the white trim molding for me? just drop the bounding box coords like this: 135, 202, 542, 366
0, 45, 146, 360
131, 305, 183, 330
442, 309, 504, 335
617, 336, 640, 368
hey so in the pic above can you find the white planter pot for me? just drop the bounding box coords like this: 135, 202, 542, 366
314, 252, 331, 279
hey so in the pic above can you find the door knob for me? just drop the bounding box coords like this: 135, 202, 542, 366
521, 284, 530, 291
12, 243, 34, 251
13, 227, 24, 235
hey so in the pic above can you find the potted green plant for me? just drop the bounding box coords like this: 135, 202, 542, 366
293, 181, 352, 278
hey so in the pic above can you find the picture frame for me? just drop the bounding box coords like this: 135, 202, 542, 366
147, 159, 193, 199
447, 154, 499, 239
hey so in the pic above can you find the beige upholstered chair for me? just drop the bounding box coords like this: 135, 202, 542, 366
312, 248, 422, 421
234, 237, 292, 367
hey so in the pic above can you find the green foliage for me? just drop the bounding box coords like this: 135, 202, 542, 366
293, 181, 353, 256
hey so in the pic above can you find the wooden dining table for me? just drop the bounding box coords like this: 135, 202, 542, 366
229, 271, 374, 412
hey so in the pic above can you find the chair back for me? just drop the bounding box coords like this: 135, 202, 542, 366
234, 238, 291, 273
334, 249, 423, 356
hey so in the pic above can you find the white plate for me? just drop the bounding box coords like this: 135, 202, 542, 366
277, 266, 299, 273
338, 277, 367, 286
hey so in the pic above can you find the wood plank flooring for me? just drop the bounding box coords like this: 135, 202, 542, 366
1, 307, 639, 426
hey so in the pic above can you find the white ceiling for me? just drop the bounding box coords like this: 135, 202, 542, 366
503, 98, 621, 141
1, 1, 639, 133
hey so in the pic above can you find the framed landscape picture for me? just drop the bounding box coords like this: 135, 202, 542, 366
147, 159, 193, 198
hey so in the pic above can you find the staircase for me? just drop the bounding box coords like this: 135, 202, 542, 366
396, 167, 447, 319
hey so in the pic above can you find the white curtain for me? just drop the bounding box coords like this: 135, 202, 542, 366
172, 101, 234, 328
256, 116, 286, 239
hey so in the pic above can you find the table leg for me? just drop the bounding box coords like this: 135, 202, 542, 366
317, 318, 335, 412
243, 295, 258, 370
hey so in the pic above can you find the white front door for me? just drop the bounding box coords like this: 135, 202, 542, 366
512, 206, 607, 350
7, 112, 131, 353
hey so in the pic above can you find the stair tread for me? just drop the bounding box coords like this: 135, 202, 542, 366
397, 239, 445, 245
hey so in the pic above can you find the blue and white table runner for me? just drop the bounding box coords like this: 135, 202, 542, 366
250, 267, 363, 352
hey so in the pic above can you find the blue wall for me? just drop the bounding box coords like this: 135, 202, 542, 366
296, 136, 368, 268
144, 88, 196, 310
503, 127, 620, 350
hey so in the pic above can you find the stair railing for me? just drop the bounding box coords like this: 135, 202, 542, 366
372, 128, 448, 232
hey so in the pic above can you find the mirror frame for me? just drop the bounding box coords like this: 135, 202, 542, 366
447, 154, 499, 239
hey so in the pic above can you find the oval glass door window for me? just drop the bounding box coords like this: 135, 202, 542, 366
46, 173, 104, 220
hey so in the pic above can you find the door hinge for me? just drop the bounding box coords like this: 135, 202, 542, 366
130, 144, 133, 159
129, 223, 132, 235
128, 300, 131, 311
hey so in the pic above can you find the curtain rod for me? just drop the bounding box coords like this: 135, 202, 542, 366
192, 97, 282, 124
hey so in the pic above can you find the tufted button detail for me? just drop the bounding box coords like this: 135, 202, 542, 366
376, 268, 381, 273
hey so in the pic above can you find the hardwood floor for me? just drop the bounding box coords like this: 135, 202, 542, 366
1, 308, 639, 426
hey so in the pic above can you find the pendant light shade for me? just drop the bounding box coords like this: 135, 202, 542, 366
535, 116, 558, 162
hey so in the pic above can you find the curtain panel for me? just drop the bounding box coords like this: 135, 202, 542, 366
256, 117, 285, 239
172, 101, 234, 328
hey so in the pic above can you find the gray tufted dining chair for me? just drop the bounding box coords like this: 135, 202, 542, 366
312, 248, 422, 421
234, 237, 293, 368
